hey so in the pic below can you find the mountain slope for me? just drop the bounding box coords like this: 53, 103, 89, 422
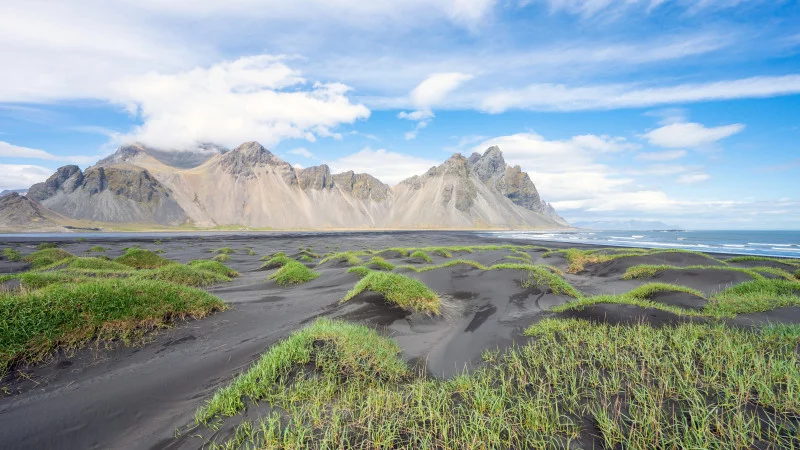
28, 164, 186, 226
0, 193, 67, 231
21, 142, 568, 230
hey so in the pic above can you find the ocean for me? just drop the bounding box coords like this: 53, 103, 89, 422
480, 230, 800, 258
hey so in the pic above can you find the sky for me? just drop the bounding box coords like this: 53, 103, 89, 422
1, 0, 799, 229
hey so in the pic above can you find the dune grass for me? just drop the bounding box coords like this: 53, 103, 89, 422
622, 264, 765, 281
187, 260, 239, 278
727, 255, 800, 267
706, 279, 800, 316
87, 245, 106, 253
346, 266, 372, 278
35, 242, 59, 250
213, 247, 236, 255
191, 318, 800, 449
408, 250, 432, 262
318, 251, 364, 266
342, 271, 440, 314
367, 256, 395, 271
260, 253, 293, 269
115, 248, 173, 269
269, 261, 320, 287
2, 248, 22, 261
564, 248, 725, 274
0, 278, 226, 375
134, 264, 234, 287
22, 248, 73, 269
67, 257, 132, 272
211, 254, 230, 262
244, 248, 256, 256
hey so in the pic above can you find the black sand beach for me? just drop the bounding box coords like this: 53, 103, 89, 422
0, 231, 798, 449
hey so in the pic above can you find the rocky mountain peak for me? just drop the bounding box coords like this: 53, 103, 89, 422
297, 164, 334, 190
220, 141, 296, 184
468, 145, 507, 182
332, 171, 391, 201
27, 165, 84, 202
433, 153, 471, 178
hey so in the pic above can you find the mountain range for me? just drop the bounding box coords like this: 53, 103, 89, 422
1, 142, 568, 231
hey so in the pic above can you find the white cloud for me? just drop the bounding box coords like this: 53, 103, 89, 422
327, 147, 439, 184
112, 55, 370, 149
0, 164, 54, 190
410, 72, 473, 108
398, 110, 435, 121
527, 0, 763, 18
404, 121, 430, 140
643, 122, 744, 148
677, 173, 711, 184
476, 75, 800, 113
635, 150, 687, 161
288, 147, 315, 159
0, 141, 97, 165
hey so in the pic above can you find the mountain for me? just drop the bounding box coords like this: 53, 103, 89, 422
15, 142, 568, 230
573, 220, 680, 231
0, 192, 67, 231
0, 189, 28, 197
27, 163, 186, 226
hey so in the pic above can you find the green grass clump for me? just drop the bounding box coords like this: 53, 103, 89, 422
318, 251, 363, 266
0, 278, 225, 374
346, 266, 372, 278
367, 256, 395, 271
260, 253, 293, 269
67, 257, 132, 272
625, 282, 705, 300
244, 248, 256, 256
213, 247, 236, 255
187, 260, 239, 278
35, 242, 58, 250
706, 279, 800, 316
22, 248, 73, 269
115, 248, 173, 269
748, 266, 798, 281
192, 318, 800, 449
269, 261, 320, 287
409, 250, 432, 263
727, 255, 800, 267
622, 264, 763, 281
298, 254, 313, 262
135, 264, 232, 287
87, 246, 106, 253
211, 254, 230, 262
2, 248, 22, 261
153, 240, 163, 245
342, 271, 439, 314
564, 248, 724, 274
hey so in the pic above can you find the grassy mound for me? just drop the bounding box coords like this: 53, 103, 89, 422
67, 257, 132, 272
211, 254, 230, 262
564, 248, 724, 274
135, 264, 233, 287
727, 255, 800, 267
213, 247, 236, 254
0, 278, 225, 373
260, 253, 293, 269
622, 264, 763, 281
35, 242, 59, 250
88, 246, 106, 253
409, 250, 432, 263
2, 248, 21, 261
318, 251, 363, 266
115, 248, 173, 269
187, 260, 239, 278
707, 279, 800, 316
22, 248, 73, 269
367, 256, 395, 271
346, 266, 372, 278
342, 271, 439, 314
269, 261, 320, 287
192, 318, 800, 449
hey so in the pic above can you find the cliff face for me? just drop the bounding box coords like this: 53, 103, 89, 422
23, 142, 567, 230
27, 164, 186, 225
0, 193, 65, 231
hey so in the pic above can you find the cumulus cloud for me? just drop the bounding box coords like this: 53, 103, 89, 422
635, 150, 687, 161
0, 164, 54, 190
112, 55, 370, 149
410, 72, 473, 108
0, 141, 97, 165
643, 121, 744, 148
327, 147, 439, 185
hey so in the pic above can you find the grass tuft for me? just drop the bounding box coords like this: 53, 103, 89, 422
23, 248, 73, 269
211, 254, 230, 262
342, 271, 439, 314
269, 261, 320, 287
3, 248, 22, 261
367, 256, 395, 271
213, 247, 236, 255
409, 250, 432, 263
347, 266, 372, 278
115, 248, 173, 269
260, 254, 293, 269
87, 246, 106, 253
187, 260, 239, 278
35, 242, 59, 250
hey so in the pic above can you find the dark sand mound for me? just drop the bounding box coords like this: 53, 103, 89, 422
587, 252, 722, 277
0, 260, 30, 273
649, 290, 707, 310
653, 268, 754, 296
555, 304, 707, 327
726, 259, 798, 271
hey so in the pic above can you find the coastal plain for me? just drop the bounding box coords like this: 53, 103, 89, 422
0, 231, 798, 449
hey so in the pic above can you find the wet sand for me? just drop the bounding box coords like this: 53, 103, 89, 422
0, 231, 796, 449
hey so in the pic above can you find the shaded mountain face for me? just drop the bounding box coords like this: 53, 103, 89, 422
96, 143, 226, 169
22, 142, 567, 230
0, 193, 63, 231
28, 164, 186, 226
0, 189, 28, 198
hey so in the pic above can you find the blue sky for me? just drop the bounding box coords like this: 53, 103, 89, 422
1, 0, 799, 228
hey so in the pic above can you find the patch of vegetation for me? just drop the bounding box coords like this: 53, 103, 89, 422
135, 264, 233, 287
2, 248, 21, 262
260, 251, 286, 261
244, 248, 256, 256
707, 279, 800, 316
318, 251, 364, 266
368, 256, 395, 271
260, 253, 293, 269
408, 250, 432, 263
564, 248, 725, 274
727, 255, 800, 267
748, 266, 798, 281
115, 248, 173, 269
622, 264, 764, 281
211, 254, 230, 262
342, 271, 440, 314
346, 266, 372, 278
153, 240, 163, 245
187, 260, 239, 278
153, 248, 166, 254
625, 282, 706, 300
269, 261, 320, 287
192, 318, 800, 449
0, 279, 225, 374
298, 254, 313, 262
75, 238, 87, 242
22, 248, 73, 269
67, 257, 132, 272
212, 247, 236, 255
87, 245, 106, 253
35, 242, 59, 250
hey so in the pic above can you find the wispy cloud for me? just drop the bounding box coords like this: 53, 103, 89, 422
0, 141, 97, 165
643, 121, 744, 148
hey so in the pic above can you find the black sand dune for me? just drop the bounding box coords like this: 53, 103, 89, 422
586, 251, 723, 278
648, 290, 708, 310
0, 231, 797, 449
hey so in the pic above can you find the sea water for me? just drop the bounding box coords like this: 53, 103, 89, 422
481, 230, 800, 258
